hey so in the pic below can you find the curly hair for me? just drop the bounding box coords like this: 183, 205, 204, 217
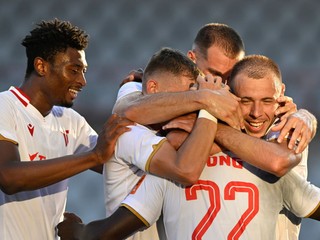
21, 18, 89, 78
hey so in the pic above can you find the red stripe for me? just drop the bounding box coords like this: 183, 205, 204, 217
10, 87, 30, 107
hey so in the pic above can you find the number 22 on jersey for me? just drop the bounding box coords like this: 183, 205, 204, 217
185, 180, 259, 240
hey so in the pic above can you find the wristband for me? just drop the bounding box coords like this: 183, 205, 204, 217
198, 109, 217, 123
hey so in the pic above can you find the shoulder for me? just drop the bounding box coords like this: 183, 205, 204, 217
117, 82, 142, 101
120, 124, 159, 140
51, 106, 90, 127
52, 106, 83, 118
116, 124, 165, 151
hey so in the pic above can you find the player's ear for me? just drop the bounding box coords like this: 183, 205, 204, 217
146, 80, 158, 93
34, 57, 47, 77
281, 83, 285, 95
187, 50, 196, 63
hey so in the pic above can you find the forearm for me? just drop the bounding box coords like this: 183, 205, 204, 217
174, 116, 217, 184
150, 114, 216, 185
123, 91, 208, 125
81, 207, 145, 240
215, 124, 301, 176
0, 151, 98, 194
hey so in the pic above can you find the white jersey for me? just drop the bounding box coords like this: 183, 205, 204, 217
116, 81, 142, 100
122, 151, 320, 240
0, 87, 97, 240
103, 81, 164, 240
275, 150, 308, 240
265, 120, 309, 240
103, 116, 165, 239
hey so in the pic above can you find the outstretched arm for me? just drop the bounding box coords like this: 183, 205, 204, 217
57, 208, 145, 240
0, 114, 133, 194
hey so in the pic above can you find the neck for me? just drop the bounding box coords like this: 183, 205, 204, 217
20, 79, 53, 117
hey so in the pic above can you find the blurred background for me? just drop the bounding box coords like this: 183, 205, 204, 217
1, 0, 319, 238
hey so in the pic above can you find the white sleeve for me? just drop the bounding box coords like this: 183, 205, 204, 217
282, 171, 320, 217
0, 95, 18, 142
117, 82, 142, 100
115, 124, 166, 171
121, 174, 165, 226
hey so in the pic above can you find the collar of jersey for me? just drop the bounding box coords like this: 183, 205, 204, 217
9, 86, 30, 107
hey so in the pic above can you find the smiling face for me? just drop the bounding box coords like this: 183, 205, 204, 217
232, 72, 284, 138
44, 47, 88, 108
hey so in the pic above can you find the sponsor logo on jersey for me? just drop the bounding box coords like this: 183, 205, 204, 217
27, 124, 34, 136
207, 155, 243, 169
29, 152, 46, 161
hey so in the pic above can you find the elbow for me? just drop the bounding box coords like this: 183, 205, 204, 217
0, 182, 20, 195
269, 153, 302, 177
0, 182, 21, 195
122, 106, 137, 122
271, 164, 289, 177
122, 107, 131, 119
177, 172, 201, 186
0, 171, 22, 195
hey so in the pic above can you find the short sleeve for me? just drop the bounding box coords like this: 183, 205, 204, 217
115, 124, 166, 171
117, 82, 142, 100
121, 174, 165, 226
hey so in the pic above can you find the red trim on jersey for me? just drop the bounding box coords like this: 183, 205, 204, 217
10, 87, 30, 107
130, 175, 146, 194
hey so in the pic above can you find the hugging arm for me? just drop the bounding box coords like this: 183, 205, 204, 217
273, 96, 317, 153
114, 86, 243, 129
0, 114, 133, 194
215, 123, 301, 177
148, 114, 217, 186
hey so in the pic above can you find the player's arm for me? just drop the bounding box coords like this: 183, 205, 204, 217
214, 123, 302, 177
0, 114, 133, 194
115, 87, 243, 130
57, 208, 145, 240
148, 111, 217, 186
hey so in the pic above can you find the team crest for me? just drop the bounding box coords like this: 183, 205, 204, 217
61, 130, 70, 146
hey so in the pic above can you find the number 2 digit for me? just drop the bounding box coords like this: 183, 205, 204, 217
185, 180, 259, 239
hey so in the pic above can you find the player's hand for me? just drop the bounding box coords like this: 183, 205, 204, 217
195, 74, 242, 130
57, 212, 84, 240
94, 114, 134, 164
204, 88, 243, 130
119, 69, 143, 87
274, 95, 297, 123
197, 74, 230, 91
273, 111, 314, 154
162, 113, 197, 133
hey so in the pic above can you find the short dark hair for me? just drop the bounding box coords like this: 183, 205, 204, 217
143, 47, 199, 88
21, 18, 89, 78
229, 54, 282, 91
193, 23, 245, 60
